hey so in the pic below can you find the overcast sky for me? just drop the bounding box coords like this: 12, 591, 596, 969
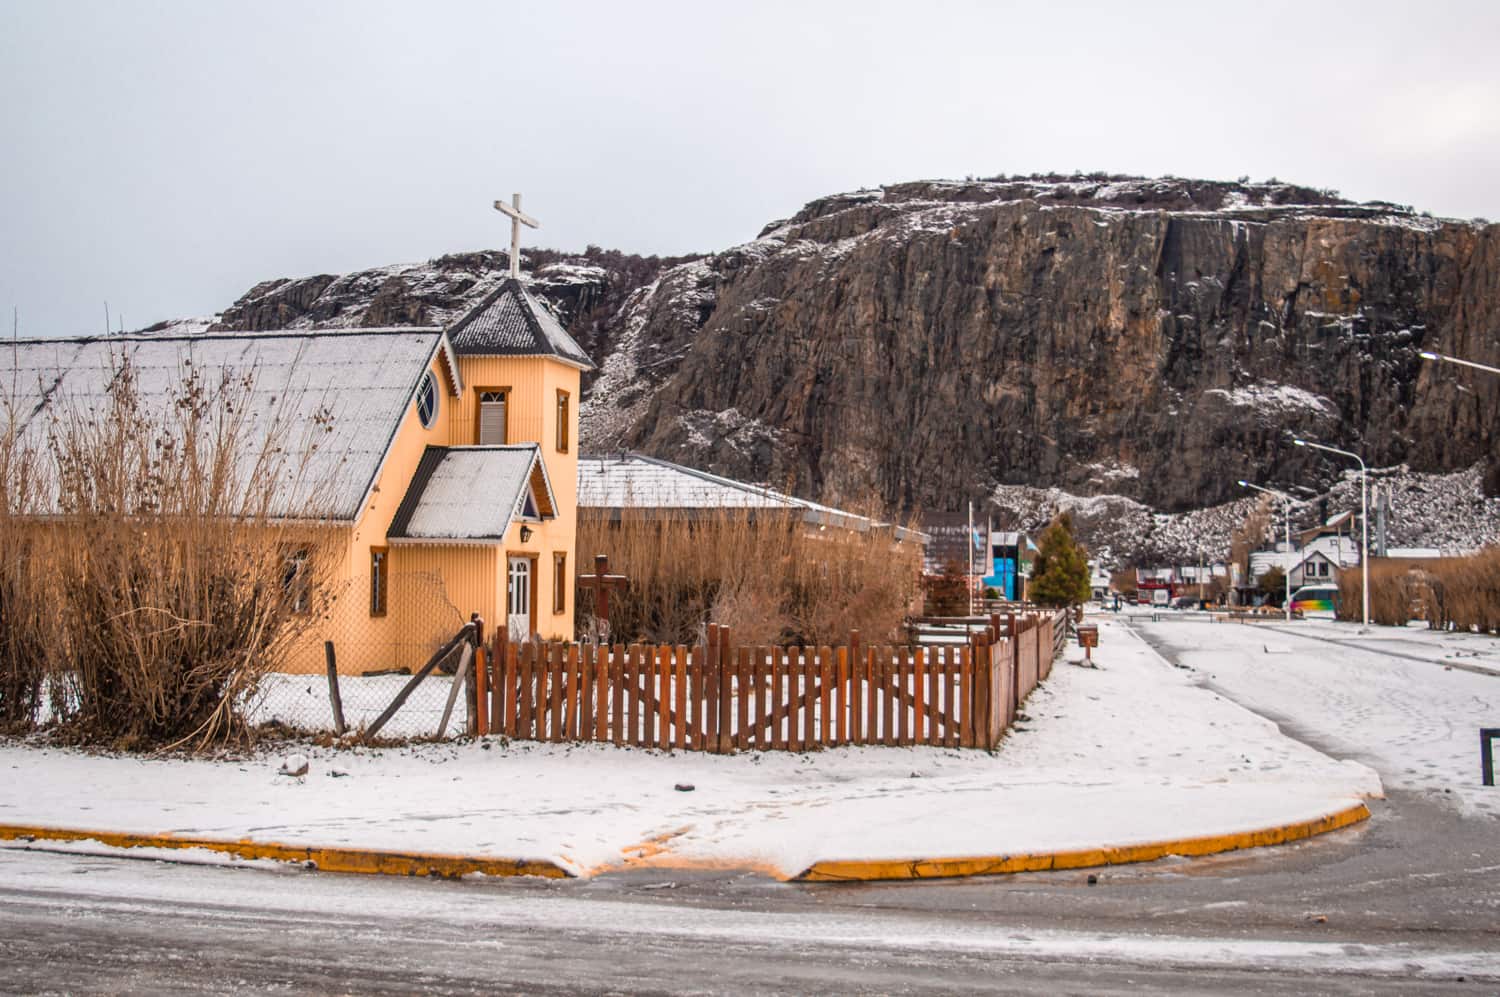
3, 0, 1498, 337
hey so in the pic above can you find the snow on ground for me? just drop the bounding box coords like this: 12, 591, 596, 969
245, 671, 468, 739
1132, 613, 1499, 817
0, 619, 1376, 878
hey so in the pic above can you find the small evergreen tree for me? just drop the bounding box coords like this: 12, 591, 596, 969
1028, 515, 1091, 607
1258, 566, 1287, 605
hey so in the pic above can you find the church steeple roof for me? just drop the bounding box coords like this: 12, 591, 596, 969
446, 278, 593, 369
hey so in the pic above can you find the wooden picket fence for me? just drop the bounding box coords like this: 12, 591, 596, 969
472, 610, 1065, 752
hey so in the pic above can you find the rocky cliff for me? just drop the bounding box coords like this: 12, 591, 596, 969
174, 174, 1500, 561
583, 176, 1500, 519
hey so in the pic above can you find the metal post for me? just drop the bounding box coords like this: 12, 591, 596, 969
1482, 728, 1498, 787
1360, 464, 1369, 627
1284, 502, 1292, 622
1293, 439, 1370, 626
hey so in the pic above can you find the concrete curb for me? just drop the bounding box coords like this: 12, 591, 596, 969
793, 800, 1372, 882
0, 824, 571, 880
3, 801, 1371, 884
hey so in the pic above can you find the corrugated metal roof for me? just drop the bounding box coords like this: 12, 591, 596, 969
3, 329, 447, 520
388, 445, 553, 542
446, 278, 592, 368
577, 453, 928, 544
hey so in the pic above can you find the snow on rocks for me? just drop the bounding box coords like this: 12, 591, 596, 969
993, 462, 1500, 570
1203, 382, 1336, 417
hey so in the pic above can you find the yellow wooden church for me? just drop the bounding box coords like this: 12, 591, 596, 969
8, 271, 591, 675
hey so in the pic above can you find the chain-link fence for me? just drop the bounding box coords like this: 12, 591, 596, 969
243, 573, 478, 740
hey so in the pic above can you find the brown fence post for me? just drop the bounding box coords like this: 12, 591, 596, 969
492, 628, 508, 737
324, 641, 346, 737
688, 641, 703, 750
717, 626, 735, 753
472, 640, 487, 737
1010, 621, 1021, 725
705, 625, 720, 753
467, 615, 485, 736
848, 630, 861, 746
971, 634, 990, 749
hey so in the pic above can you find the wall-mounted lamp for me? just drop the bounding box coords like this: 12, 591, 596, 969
519, 525, 533, 543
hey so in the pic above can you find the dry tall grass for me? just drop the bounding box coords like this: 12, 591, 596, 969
0, 354, 337, 749
577, 508, 923, 647
0, 403, 49, 731
1338, 548, 1500, 631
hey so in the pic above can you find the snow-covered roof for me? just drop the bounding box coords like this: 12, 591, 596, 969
3, 329, 453, 520
578, 453, 928, 544
388, 445, 554, 543
446, 278, 593, 369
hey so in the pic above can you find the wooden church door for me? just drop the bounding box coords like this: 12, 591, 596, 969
507, 555, 534, 642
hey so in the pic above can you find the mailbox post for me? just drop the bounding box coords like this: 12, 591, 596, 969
1077, 623, 1100, 663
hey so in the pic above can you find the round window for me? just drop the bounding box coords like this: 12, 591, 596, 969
416, 371, 438, 429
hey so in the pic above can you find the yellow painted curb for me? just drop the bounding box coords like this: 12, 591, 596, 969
794, 801, 1372, 882
0, 824, 571, 880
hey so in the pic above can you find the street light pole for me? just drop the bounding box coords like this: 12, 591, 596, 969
1419, 350, 1500, 377
1238, 480, 1294, 622
1294, 439, 1370, 627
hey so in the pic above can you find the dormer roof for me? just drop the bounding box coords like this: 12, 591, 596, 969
446, 278, 593, 369
387, 444, 556, 544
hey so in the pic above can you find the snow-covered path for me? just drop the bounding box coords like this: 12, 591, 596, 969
1132, 615, 1499, 817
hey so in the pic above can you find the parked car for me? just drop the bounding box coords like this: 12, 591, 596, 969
1289, 584, 1339, 619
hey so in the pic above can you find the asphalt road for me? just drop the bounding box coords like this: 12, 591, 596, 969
2, 619, 1496, 995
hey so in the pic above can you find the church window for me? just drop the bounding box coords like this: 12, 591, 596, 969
282, 547, 311, 615
416, 371, 438, 429
477, 389, 507, 444
370, 547, 388, 617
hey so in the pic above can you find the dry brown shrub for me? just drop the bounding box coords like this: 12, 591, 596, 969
577, 506, 922, 647
23, 355, 338, 749
1338, 548, 1500, 631
0, 402, 49, 730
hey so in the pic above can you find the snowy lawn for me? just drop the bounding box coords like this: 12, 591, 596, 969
0, 618, 1379, 878
244, 671, 469, 740
1133, 614, 1499, 817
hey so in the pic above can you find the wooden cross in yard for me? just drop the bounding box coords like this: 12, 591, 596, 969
493, 192, 540, 280
577, 554, 628, 642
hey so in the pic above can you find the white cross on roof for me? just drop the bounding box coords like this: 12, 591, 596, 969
493, 192, 540, 280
